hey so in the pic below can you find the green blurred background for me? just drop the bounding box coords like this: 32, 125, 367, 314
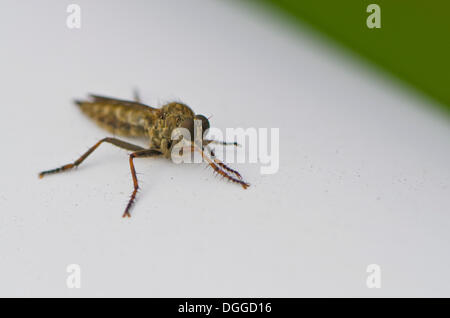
251, 0, 450, 115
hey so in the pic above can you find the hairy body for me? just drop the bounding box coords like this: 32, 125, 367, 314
39, 93, 249, 217
77, 95, 196, 158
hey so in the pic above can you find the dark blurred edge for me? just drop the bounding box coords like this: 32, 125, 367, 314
245, 0, 450, 116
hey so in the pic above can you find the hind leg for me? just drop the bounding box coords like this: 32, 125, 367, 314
39, 137, 145, 178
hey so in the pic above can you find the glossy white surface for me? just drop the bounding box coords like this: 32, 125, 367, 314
0, 0, 449, 297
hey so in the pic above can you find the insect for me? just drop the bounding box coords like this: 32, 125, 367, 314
39, 92, 249, 217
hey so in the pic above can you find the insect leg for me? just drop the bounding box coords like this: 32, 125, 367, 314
208, 149, 243, 180
188, 145, 249, 189
123, 149, 161, 218
202, 141, 243, 178
203, 140, 240, 147
39, 137, 146, 178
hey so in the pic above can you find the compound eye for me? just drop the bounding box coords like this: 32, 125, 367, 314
180, 118, 195, 140
194, 114, 210, 132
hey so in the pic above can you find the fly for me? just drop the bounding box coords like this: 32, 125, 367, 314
39, 92, 249, 217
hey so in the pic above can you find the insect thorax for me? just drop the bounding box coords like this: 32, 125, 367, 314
148, 102, 195, 158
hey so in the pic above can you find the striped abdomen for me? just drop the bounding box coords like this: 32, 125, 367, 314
75, 96, 160, 137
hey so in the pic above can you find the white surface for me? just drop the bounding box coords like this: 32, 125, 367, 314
1, 0, 449, 297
